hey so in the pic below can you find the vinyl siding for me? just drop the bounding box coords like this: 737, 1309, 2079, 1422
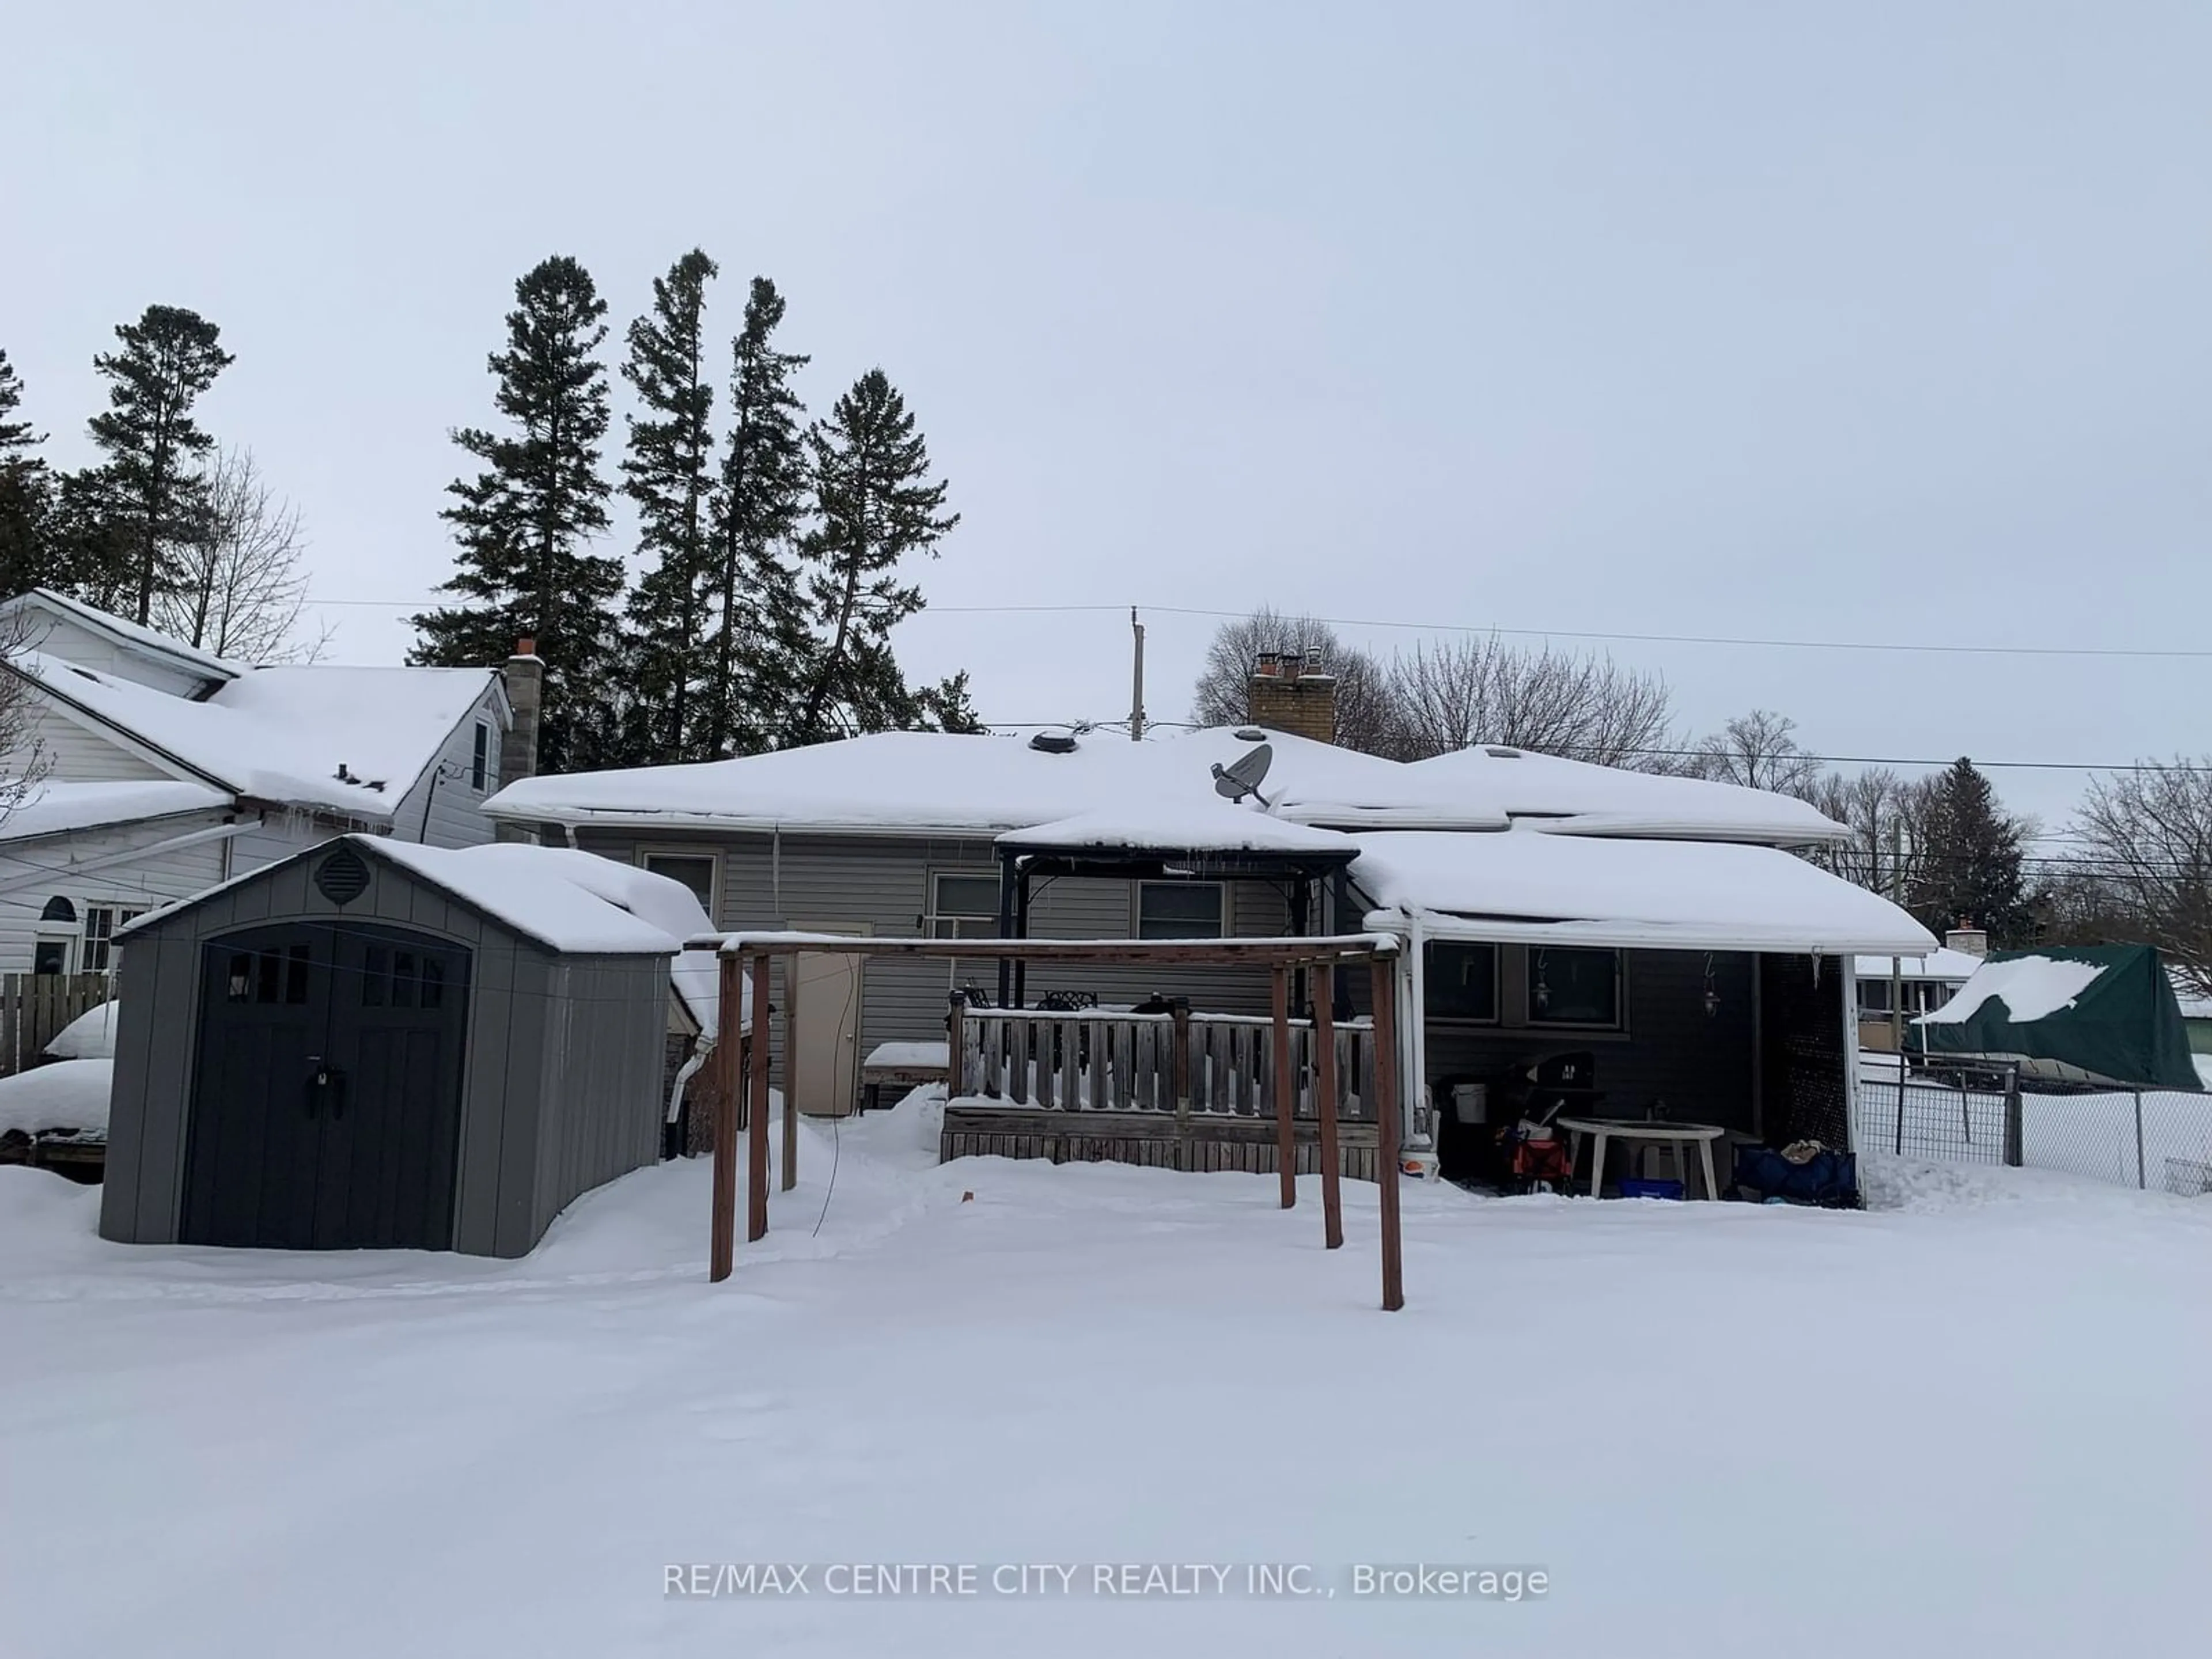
7, 699, 176, 783
389, 686, 506, 849
0, 815, 237, 975
571, 828, 1299, 1080
10, 609, 219, 698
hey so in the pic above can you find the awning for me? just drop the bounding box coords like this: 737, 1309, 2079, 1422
1350, 828, 1936, 957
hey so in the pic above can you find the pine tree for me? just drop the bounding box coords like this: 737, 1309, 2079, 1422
704, 278, 813, 756
1911, 757, 2031, 944
792, 369, 959, 744
411, 256, 620, 774
618, 249, 719, 765
84, 306, 233, 623
0, 349, 55, 597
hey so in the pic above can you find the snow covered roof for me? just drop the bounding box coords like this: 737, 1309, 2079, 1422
998, 802, 1358, 858
1408, 745, 1848, 844
1351, 827, 1936, 955
1919, 956, 2107, 1027
13, 588, 244, 684
1853, 946, 1986, 982
487, 726, 1849, 848
0, 779, 233, 843
12, 651, 499, 824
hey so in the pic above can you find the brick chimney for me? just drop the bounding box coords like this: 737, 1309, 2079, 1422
1247, 649, 1338, 746
1945, 918, 1988, 959
495, 637, 543, 846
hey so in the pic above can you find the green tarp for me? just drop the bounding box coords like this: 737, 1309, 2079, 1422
1912, 944, 2203, 1090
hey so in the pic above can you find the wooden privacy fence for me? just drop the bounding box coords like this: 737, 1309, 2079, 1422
953, 1004, 1375, 1120
0, 974, 111, 1077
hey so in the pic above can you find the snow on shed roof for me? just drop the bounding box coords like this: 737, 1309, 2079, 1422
1350, 827, 1935, 955
13, 652, 497, 823
487, 726, 1849, 847
1853, 947, 1986, 982
364, 839, 692, 959
0, 779, 233, 843
998, 802, 1358, 857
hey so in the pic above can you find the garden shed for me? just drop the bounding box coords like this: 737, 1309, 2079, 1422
99, 835, 693, 1258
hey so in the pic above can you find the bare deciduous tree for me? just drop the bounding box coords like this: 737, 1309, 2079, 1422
1381, 634, 1679, 766
2069, 760, 2212, 994
1686, 709, 1824, 795
1190, 607, 1395, 753
1800, 767, 1937, 896
151, 448, 325, 661
0, 607, 51, 828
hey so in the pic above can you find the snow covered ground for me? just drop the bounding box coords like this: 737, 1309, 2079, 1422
4, 1093, 2209, 1658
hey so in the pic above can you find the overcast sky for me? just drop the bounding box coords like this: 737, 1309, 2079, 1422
6, 1, 2207, 830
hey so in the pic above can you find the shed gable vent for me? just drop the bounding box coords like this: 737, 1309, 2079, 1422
314, 846, 371, 906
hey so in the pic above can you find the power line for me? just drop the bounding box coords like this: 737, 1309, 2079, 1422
302, 593, 2212, 663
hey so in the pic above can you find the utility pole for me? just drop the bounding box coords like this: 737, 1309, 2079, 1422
1130, 607, 1146, 741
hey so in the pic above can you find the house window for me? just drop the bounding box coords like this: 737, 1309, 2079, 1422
1528, 947, 1623, 1029
1424, 941, 1499, 1022
471, 721, 494, 791
82, 906, 145, 974
641, 853, 717, 918
1137, 881, 1224, 940
33, 939, 71, 976
40, 896, 76, 924
931, 873, 1002, 940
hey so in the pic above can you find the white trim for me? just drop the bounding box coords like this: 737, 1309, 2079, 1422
1370, 906, 1932, 959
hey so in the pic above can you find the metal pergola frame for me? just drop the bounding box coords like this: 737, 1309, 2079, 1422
700, 931, 1407, 1311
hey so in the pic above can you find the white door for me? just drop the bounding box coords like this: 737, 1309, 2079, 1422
787, 937, 866, 1118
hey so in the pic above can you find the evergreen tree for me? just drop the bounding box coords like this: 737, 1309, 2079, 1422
704, 277, 813, 756
792, 369, 959, 744
0, 349, 56, 597
619, 249, 719, 765
85, 306, 233, 623
411, 256, 620, 774
1911, 757, 2031, 944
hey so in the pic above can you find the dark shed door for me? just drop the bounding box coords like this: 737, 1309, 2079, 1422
181, 923, 471, 1250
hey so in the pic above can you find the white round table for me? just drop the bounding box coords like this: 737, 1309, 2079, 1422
1555, 1116, 1728, 1200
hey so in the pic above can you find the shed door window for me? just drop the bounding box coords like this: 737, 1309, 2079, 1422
932, 873, 1002, 939
642, 853, 716, 917
1529, 948, 1623, 1029
1138, 881, 1225, 940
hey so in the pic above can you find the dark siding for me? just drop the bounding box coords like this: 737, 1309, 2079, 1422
1425, 948, 1759, 1132
450, 935, 517, 1255
491, 951, 553, 1257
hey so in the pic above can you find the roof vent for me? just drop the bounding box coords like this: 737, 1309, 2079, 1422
1233, 727, 1266, 742
314, 845, 370, 906
1028, 732, 1078, 755
1484, 745, 1522, 759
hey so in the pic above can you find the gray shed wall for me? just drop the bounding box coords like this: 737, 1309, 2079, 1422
99, 845, 665, 1257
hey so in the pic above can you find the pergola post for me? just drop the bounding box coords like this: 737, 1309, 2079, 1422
710, 953, 744, 1282
1312, 962, 1343, 1249
1271, 964, 1296, 1209
748, 953, 772, 1243
1369, 952, 1404, 1312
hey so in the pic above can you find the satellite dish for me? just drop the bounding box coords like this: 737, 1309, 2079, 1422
1211, 743, 1274, 806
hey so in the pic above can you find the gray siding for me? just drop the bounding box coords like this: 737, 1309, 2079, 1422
574, 828, 1298, 1074
10, 608, 219, 697
1425, 947, 1759, 1132
99, 839, 666, 1256
390, 684, 506, 850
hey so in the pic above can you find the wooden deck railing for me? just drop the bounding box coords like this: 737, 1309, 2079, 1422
950, 1003, 1374, 1120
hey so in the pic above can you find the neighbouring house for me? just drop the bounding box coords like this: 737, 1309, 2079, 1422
0, 590, 537, 1014
1855, 927, 1988, 1050
99, 835, 721, 1256
483, 654, 1934, 1186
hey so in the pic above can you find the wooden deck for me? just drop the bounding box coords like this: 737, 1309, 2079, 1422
942, 1101, 1380, 1180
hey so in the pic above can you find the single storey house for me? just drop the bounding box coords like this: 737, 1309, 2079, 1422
483, 657, 1934, 1183
0, 590, 539, 1000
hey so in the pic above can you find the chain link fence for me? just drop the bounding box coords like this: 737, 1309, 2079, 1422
1854, 1056, 2212, 1196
